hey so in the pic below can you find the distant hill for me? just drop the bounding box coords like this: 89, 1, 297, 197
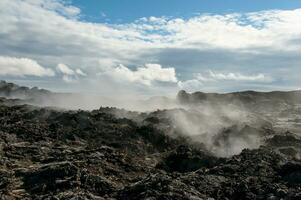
2, 80, 301, 112
0, 80, 51, 99
0, 81, 176, 111
177, 90, 301, 112
177, 90, 301, 104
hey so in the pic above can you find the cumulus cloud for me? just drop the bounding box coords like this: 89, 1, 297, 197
0, 56, 54, 77
1, 0, 301, 92
76, 69, 87, 76
179, 71, 273, 91
99, 63, 177, 86
201, 71, 272, 82
56, 63, 86, 82
178, 79, 203, 91
57, 63, 75, 75
62, 75, 75, 83
25, 0, 81, 18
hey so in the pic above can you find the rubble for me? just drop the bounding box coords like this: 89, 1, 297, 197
0, 84, 301, 199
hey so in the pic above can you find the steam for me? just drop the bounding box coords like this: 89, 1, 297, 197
166, 103, 266, 157
37, 93, 180, 112
1, 89, 266, 157
0, 80, 270, 157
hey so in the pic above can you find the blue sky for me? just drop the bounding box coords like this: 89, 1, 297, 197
1, 0, 301, 95
72, 0, 301, 23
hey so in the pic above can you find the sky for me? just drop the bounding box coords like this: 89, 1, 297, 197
72, 0, 301, 23
1, 0, 301, 96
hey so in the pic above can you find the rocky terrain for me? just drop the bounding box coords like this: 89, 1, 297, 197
0, 81, 301, 199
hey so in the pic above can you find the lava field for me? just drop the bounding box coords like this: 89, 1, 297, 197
0, 81, 301, 199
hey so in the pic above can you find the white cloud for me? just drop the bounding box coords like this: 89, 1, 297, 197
5, 0, 301, 59
25, 0, 81, 18
56, 63, 87, 82
62, 74, 75, 83
76, 69, 87, 76
205, 71, 272, 82
57, 63, 75, 75
178, 71, 273, 91
178, 79, 203, 91
100, 12, 106, 18
1, 0, 301, 92
99, 63, 177, 86
0, 56, 54, 77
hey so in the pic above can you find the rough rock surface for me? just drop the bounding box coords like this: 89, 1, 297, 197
0, 83, 301, 199
0, 101, 300, 199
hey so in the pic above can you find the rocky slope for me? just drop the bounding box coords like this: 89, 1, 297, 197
0, 82, 301, 199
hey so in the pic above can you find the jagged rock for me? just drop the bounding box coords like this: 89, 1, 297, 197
279, 161, 301, 184
266, 133, 301, 148
117, 173, 207, 200
1, 83, 301, 199
19, 162, 79, 193
0, 170, 11, 190
158, 145, 220, 172
80, 171, 116, 196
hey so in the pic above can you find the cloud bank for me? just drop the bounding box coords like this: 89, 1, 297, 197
1, 0, 301, 94
178, 71, 272, 91
99, 64, 177, 86
56, 63, 87, 83
0, 56, 54, 77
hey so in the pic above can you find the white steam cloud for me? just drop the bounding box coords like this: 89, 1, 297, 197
167, 103, 267, 157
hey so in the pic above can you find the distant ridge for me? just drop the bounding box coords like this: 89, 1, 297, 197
176, 90, 301, 114
177, 90, 301, 104
0, 80, 51, 99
